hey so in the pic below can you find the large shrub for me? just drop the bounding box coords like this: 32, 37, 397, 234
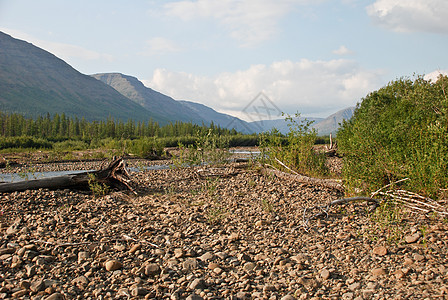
338, 75, 448, 197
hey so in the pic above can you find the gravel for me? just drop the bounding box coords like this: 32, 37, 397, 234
0, 159, 447, 299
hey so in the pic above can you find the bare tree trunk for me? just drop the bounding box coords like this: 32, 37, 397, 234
0, 158, 134, 193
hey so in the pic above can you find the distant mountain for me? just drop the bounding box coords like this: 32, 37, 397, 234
92, 73, 254, 132
248, 107, 355, 136
0, 31, 155, 122
249, 116, 324, 134
312, 106, 355, 135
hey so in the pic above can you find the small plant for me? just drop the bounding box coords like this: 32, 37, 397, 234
88, 173, 110, 197
369, 198, 406, 244
207, 207, 227, 224
261, 198, 274, 213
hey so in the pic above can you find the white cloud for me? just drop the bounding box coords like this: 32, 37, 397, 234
143, 37, 182, 55
333, 45, 354, 56
367, 0, 448, 34
164, 0, 319, 47
1, 28, 114, 62
144, 59, 385, 120
424, 70, 448, 82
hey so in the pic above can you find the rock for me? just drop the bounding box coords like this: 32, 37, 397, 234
44, 293, 65, 300
199, 252, 215, 261
348, 282, 361, 291
174, 248, 184, 258
131, 287, 148, 296
30, 279, 46, 292
371, 268, 387, 276
105, 260, 122, 271
404, 258, 414, 265
236, 291, 249, 299
405, 233, 421, 244
208, 262, 220, 270
413, 253, 425, 262
183, 258, 199, 271
144, 263, 161, 276
129, 243, 142, 254
77, 251, 89, 262
320, 268, 330, 280
372, 246, 388, 256
72, 275, 89, 286
189, 278, 206, 290
281, 295, 296, 300
12, 290, 29, 297
186, 293, 203, 300
20, 280, 31, 290
342, 292, 354, 300
243, 262, 256, 272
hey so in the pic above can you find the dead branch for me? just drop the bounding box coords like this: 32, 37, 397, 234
301, 196, 380, 231
0, 157, 135, 194
264, 160, 343, 190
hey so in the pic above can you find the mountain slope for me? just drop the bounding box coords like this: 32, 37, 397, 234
92, 73, 254, 132
312, 106, 355, 135
0, 31, 155, 122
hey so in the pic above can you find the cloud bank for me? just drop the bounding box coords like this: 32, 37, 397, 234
144, 59, 385, 120
367, 0, 448, 34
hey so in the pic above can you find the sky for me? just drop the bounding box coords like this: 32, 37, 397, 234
1, 0, 447, 121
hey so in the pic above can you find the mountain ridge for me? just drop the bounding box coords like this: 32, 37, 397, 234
0, 31, 155, 122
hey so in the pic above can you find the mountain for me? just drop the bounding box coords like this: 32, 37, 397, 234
92, 73, 254, 132
312, 106, 355, 135
248, 107, 355, 136
0, 31, 156, 122
249, 116, 324, 134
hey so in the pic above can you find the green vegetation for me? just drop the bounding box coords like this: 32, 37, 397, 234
338, 75, 448, 198
0, 112, 258, 156
259, 113, 329, 178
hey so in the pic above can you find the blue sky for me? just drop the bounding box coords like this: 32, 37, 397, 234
1, 0, 447, 120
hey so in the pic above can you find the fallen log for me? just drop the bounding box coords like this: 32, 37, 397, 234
0, 157, 134, 194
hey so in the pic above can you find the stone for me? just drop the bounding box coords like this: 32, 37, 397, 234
189, 278, 206, 290
372, 246, 388, 256
72, 275, 89, 286
105, 260, 123, 271
186, 293, 203, 300
44, 293, 65, 300
30, 279, 46, 292
12, 290, 29, 297
413, 253, 425, 262
208, 262, 220, 270
348, 282, 361, 291
129, 243, 142, 254
174, 248, 184, 258
199, 252, 215, 262
145, 263, 161, 276
281, 295, 296, 300
131, 287, 148, 296
183, 258, 199, 271
371, 268, 387, 276
243, 262, 256, 272
320, 268, 330, 280
405, 233, 421, 244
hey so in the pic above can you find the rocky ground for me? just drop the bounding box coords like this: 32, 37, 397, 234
0, 155, 447, 299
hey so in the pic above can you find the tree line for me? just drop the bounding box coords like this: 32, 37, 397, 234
0, 112, 238, 140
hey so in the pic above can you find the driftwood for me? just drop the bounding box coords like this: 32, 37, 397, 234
0, 157, 134, 194
264, 158, 344, 190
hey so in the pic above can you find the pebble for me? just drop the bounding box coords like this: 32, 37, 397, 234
144, 263, 161, 276
320, 268, 330, 280
0, 160, 447, 299
405, 232, 421, 244
371, 268, 387, 276
44, 293, 65, 300
105, 260, 123, 271
372, 246, 388, 256
189, 278, 206, 290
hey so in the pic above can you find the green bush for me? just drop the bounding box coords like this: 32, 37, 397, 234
338, 75, 448, 197
260, 113, 329, 177
0, 136, 52, 150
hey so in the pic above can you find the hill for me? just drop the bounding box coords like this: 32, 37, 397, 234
92, 73, 254, 132
0, 31, 156, 122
